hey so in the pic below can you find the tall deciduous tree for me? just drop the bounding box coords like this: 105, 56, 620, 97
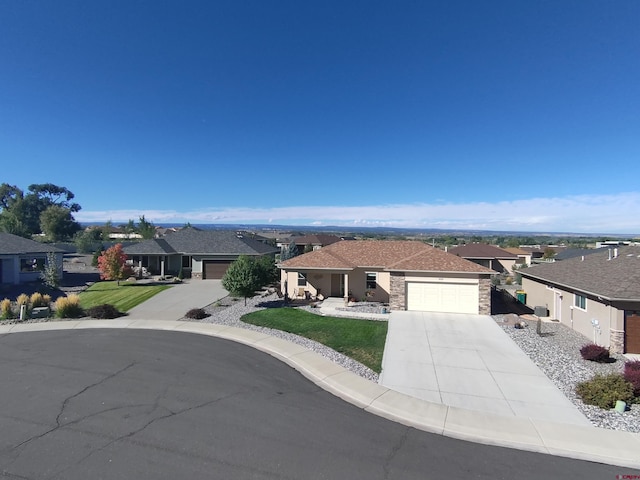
97, 244, 133, 285
40, 205, 81, 242
222, 255, 262, 305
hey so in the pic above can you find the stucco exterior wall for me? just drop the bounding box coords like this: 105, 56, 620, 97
521, 277, 623, 353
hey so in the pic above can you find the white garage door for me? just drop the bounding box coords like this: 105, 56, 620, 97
406, 281, 478, 314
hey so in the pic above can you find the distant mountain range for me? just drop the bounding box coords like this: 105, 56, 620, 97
81, 223, 636, 238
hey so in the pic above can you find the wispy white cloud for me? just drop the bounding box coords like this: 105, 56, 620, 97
75, 192, 640, 234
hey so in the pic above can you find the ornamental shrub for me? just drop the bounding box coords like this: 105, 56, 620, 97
185, 308, 209, 320
54, 294, 84, 319
624, 361, 640, 397
16, 294, 29, 307
0, 298, 13, 319
575, 374, 634, 409
30, 292, 48, 308
579, 343, 610, 363
86, 304, 122, 319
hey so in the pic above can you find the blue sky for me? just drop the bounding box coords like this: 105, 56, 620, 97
1, 1, 639, 234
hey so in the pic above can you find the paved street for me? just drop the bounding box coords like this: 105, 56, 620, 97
0, 329, 633, 480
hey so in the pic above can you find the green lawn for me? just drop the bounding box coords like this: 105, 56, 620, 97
242, 308, 388, 373
78, 281, 172, 312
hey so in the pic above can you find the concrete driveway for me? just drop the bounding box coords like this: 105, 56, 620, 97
378, 311, 590, 426
125, 279, 228, 320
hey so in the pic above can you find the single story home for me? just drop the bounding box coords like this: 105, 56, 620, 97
0, 232, 64, 285
502, 247, 532, 266
279, 240, 495, 314
519, 246, 640, 354
448, 244, 520, 274
123, 227, 279, 279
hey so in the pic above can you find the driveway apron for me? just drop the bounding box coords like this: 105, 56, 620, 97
378, 311, 590, 426
125, 279, 228, 321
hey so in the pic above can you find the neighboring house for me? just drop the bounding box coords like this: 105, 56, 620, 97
0, 233, 64, 285
279, 240, 495, 314
293, 234, 343, 252
448, 244, 519, 274
519, 245, 566, 264
502, 247, 532, 266
107, 227, 143, 240
519, 246, 640, 354
123, 227, 279, 279
553, 248, 600, 262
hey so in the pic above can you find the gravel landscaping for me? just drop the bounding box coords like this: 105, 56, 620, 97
495, 315, 639, 432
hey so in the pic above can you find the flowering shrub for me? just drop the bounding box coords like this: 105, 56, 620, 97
579, 343, 610, 363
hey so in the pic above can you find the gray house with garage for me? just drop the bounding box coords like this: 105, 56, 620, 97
0, 232, 64, 285
519, 246, 640, 354
123, 227, 278, 279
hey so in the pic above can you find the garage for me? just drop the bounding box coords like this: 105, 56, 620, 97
203, 260, 232, 279
406, 281, 479, 314
626, 313, 640, 354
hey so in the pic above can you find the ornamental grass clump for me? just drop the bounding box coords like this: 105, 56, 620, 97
30, 292, 48, 308
16, 294, 29, 308
54, 294, 84, 319
575, 374, 634, 409
579, 343, 611, 363
0, 298, 13, 319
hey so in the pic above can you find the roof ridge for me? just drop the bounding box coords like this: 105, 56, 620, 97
386, 245, 433, 269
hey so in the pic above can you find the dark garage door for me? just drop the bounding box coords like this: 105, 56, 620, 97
203, 260, 232, 279
626, 313, 640, 354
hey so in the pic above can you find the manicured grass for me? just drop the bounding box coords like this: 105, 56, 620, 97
242, 308, 388, 373
79, 281, 172, 312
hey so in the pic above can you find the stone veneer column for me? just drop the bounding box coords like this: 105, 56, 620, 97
609, 329, 624, 354
478, 277, 491, 315
389, 272, 406, 311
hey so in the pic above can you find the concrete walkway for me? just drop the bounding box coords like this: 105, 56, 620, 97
125, 279, 228, 320
378, 311, 590, 426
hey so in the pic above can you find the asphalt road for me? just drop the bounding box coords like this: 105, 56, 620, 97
0, 329, 635, 480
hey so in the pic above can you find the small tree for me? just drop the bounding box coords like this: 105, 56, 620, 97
222, 255, 262, 305
256, 255, 278, 286
97, 243, 133, 285
542, 247, 556, 260
41, 251, 60, 288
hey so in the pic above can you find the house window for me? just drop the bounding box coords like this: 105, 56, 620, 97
182, 256, 191, 268
366, 272, 377, 289
298, 273, 307, 287
574, 294, 587, 310
20, 258, 45, 272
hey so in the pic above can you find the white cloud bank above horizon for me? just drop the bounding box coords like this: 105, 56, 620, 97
75, 192, 640, 234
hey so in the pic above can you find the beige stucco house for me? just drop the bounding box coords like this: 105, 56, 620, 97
279, 240, 495, 315
519, 246, 640, 354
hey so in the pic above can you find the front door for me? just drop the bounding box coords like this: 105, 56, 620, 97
331, 274, 344, 297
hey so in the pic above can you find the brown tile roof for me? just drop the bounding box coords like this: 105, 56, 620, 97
520, 246, 640, 300
448, 244, 517, 259
292, 234, 343, 246
280, 240, 494, 273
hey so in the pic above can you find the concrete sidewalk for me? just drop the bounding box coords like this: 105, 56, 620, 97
379, 311, 590, 426
125, 279, 228, 320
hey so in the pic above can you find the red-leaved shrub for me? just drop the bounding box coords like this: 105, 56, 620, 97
579, 343, 610, 362
624, 361, 640, 397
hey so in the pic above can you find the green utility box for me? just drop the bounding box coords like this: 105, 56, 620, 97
516, 290, 527, 304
